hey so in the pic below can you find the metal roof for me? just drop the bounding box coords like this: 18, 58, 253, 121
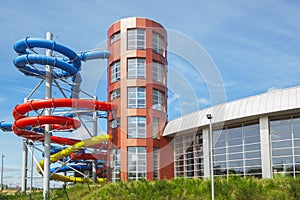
163, 86, 300, 136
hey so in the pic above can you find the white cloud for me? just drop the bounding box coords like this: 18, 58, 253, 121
0, 98, 7, 104
198, 98, 211, 106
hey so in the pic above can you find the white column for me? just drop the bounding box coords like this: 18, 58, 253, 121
43, 31, 53, 200
92, 100, 98, 183
260, 116, 272, 178
21, 139, 28, 193
203, 127, 211, 178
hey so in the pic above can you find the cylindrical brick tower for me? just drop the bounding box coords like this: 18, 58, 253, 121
107, 17, 172, 181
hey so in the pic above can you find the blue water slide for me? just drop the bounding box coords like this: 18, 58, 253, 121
13, 38, 81, 78
0, 122, 44, 133
78, 51, 110, 61
50, 165, 92, 173
0, 122, 13, 132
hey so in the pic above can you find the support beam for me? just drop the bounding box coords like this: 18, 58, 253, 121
21, 139, 28, 194
43, 31, 53, 200
203, 127, 210, 178
260, 116, 272, 178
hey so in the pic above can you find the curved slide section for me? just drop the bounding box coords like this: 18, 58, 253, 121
12, 98, 114, 145
38, 134, 111, 183
11, 37, 113, 184
12, 98, 114, 182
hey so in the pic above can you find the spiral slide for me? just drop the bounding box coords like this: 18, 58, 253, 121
10, 37, 113, 183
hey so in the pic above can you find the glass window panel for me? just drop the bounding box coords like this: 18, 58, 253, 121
271, 132, 292, 141
213, 130, 226, 142
228, 160, 243, 168
293, 123, 300, 131
228, 145, 243, 153
294, 139, 300, 147
244, 136, 260, 144
244, 124, 260, 137
245, 151, 261, 159
245, 166, 262, 174
152, 89, 165, 111
214, 154, 226, 162
270, 123, 292, 133
294, 148, 300, 156
227, 127, 242, 139
273, 164, 293, 172
228, 138, 242, 146
214, 161, 226, 168
294, 131, 300, 139
272, 156, 293, 165
128, 117, 146, 138
152, 61, 164, 83
272, 140, 292, 149
228, 167, 244, 174
295, 156, 300, 163
244, 143, 260, 151
128, 29, 145, 50
152, 31, 164, 55
272, 148, 292, 156
128, 146, 146, 180
128, 87, 145, 108
214, 140, 226, 148
228, 153, 243, 160
245, 159, 261, 166
110, 61, 120, 83
214, 148, 226, 155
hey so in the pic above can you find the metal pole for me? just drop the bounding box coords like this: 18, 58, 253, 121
209, 116, 214, 200
21, 139, 28, 194
22, 98, 28, 194
30, 142, 34, 200
92, 97, 98, 183
1, 154, 4, 191
43, 31, 53, 200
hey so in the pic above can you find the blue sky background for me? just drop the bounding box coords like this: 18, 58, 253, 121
0, 0, 300, 187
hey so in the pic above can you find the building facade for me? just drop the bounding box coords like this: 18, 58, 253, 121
107, 17, 173, 181
164, 86, 300, 179
106, 17, 300, 181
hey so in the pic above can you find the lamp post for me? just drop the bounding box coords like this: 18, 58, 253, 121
1, 154, 5, 191
206, 114, 214, 200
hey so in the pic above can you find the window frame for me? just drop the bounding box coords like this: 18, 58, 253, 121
110, 61, 120, 83
152, 89, 165, 111
127, 28, 145, 50
127, 58, 146, 79
127, 116, 146, 138
128, 87, 146, 108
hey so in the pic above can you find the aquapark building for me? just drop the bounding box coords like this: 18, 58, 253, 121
1, 17, 300, 190
106, 17, 300, 181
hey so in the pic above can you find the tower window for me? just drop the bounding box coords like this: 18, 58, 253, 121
110, 61, 120, 83
127, 116, 146, 138
111, 88, 121, 100
110, 31, 120, 44
152, 31, 164, 56
127, 29, 145, 50
127, 58, 146, 79
128, 87, 146, 108
152, 89, 165, 111
153, 147, 159, 179
153, 118, 159, 139
152, 61, 164, 84
128, 146, 146, 180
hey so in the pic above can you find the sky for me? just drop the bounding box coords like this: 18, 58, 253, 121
0, 0, 300, 188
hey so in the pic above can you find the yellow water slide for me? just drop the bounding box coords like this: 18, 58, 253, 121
37, 134, 111, 183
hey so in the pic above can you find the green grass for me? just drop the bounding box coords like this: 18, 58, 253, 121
2, 176, 300, 199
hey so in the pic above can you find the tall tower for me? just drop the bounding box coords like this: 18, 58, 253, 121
107, 17, 172, 181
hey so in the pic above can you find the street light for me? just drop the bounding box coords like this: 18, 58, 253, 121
1, 154, 5, 191
206, 114, 214, 200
